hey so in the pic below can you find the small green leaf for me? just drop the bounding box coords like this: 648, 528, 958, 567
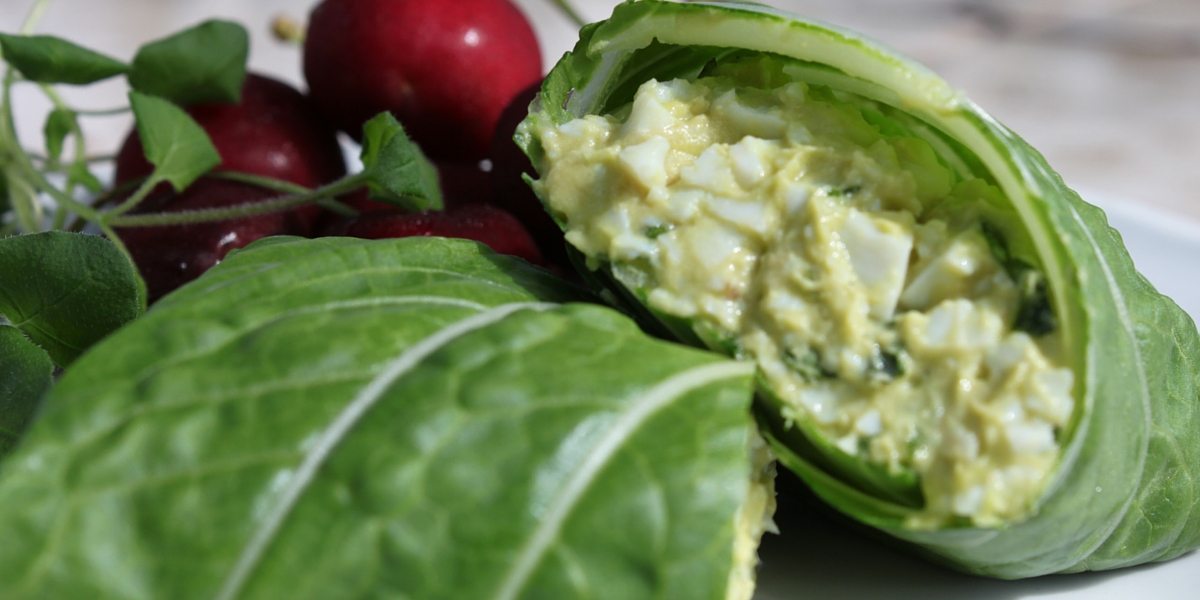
0, 33, 128, 84
67, 161, 103, 193
127, 20, 248, 105
0, 232, 143, 367
0, 325, 52, 459
359, 112, 443, 211
42, 107, 75, 164
128, 91, 220, 192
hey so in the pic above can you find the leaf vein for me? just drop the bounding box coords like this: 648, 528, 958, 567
213, 301, 558, 600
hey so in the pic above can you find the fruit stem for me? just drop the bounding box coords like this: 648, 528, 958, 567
546, 0, 586, 28
270, 14, 306, 45
106, 171, 372, 227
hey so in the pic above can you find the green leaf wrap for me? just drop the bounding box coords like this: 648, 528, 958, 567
0, 236, 765, 599
517, 0, 1200, 578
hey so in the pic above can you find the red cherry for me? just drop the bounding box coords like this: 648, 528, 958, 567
115, 178, 316, 303
489, 82, 570, 271
112, 74, 346, 302
324, 204, 544, 266
303, 0, 542, 161
115, 73, 346, 189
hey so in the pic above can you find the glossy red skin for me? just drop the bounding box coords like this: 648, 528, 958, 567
303, 0, 542, 161
115, 179, 316, 303
112, 74, 346, 302
324, 204, 544, 266
115, 73, 346, 189
489, 82, 570, 271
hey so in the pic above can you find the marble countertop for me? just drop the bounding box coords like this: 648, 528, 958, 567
1, 0, 1196, 220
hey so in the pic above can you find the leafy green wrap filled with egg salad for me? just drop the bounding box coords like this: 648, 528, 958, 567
515, 0, 1200, 579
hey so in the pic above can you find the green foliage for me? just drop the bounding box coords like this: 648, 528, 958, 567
0, 237, 758, 599
127, 20, 248, 106
359, 112, 444, 211
0, 33, 128, 84
0, 232, 142, 367
0, 325, 52, 459
128, 91, 221, 192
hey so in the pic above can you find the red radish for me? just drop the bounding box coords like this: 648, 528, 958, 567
303, 0, 542, 161
112, 73, 346, 302
115, 179, 315, 303
324, 204, 545, 266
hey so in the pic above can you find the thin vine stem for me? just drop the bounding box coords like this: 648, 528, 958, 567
19, 0, 54, 35
74, 106, 131, 117
106, 175, 163, 217
210, 170, 310, 195
547, 0, 586, 28
107, 171, 372, 228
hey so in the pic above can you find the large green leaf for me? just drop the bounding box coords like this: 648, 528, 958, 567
518, 0, 1200, 577
0, 236, 762, 599
0, 232, 142, 367
0, 325, 53, 458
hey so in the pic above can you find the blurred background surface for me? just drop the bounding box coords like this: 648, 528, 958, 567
0, 0, 1197, 220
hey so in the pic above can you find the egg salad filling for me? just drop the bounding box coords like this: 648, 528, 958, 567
530, 59, 1074, 528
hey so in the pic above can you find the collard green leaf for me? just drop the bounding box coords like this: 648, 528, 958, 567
359, 112, 444, 211
0, 232, 142, 367
0, 236, 762, 599
127, 19, 248, 105
0, 325, 52, 458
0, 33, 128, 84
128, 91, 221, 192
521, 0, 1200, 578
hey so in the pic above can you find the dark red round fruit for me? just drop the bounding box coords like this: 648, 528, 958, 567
303, 0, 542, 161
115, 73, 346, 188
115, 179, 316, 303
489, 81, 569, 271
112, 73, 346, 302
324, 204, 544, 266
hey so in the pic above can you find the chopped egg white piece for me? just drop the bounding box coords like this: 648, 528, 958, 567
533, 69, 1073, 529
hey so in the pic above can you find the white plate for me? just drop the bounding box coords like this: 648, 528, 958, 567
754, 193, 1200, 599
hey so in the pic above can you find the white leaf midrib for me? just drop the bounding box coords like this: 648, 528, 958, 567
213, 301, 558, 600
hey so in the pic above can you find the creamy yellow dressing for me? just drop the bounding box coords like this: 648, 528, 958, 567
532, 69, 1074, 527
